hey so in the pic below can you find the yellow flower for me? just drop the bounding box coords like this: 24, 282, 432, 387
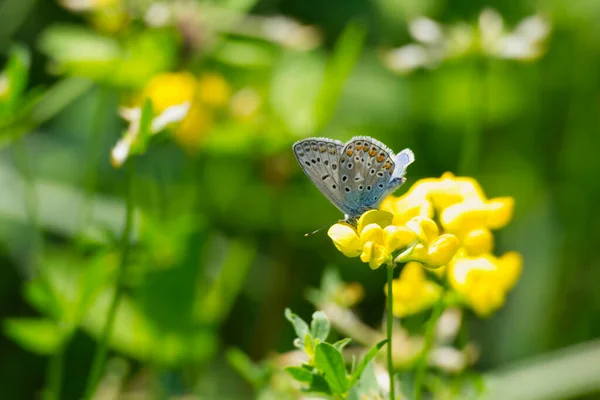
385, 262, 442, 318
172, 103, 212, 152
448, 250, 523, 317
382, 172, 515, 256
198, 73, 231, 108
327, 210, 416, 269
334, 282, 365, 308
396, 217, 460, 268
142, 72, 198, 113
380, 194, 433, 226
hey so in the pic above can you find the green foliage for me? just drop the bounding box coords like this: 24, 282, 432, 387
284, 309, 386, 399
38, 26, 178, 88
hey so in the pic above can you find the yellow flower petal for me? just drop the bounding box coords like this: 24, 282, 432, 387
328, 223, 361, 257
360, 242, 389, 269
383, 225, 416, 253
486, 197, 515, 229
357, 210, 393, 233
400, 261, 427, 283
497, 251, 523, 290
386, 262, 442, 317
426, 234, 460, 266
380, 194, 434, 226
143, 72, 198, 113
447, 252, 519, 317
406, 217, 439, 244
440, 201, 488, 236
360, 224, 384, 246
463, 228, 494, 256
198, 73, 231, 108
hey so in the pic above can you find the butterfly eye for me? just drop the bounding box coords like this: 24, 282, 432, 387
332, 184, 337, 189
347, 163, 353, 169
370, 169, 376, 175
358, 185, 364, 190
345, 187, 351, 192
342, 175, 348, 182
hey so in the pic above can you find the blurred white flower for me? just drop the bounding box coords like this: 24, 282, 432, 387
383, 8, 551, 74
111, 102, 190, 168
145, 2, 172, 27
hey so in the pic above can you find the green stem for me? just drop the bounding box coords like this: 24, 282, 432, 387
386, 264, 395, 400
82, 160, 135, 400
43, 346, 64, 400
11, 138, 44, 266
78, 86, 109, 231
413, 296, 446, 400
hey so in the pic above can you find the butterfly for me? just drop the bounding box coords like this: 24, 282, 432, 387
293, 136, 414, 222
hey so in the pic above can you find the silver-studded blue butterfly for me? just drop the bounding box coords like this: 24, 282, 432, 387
293, 136, 414, 221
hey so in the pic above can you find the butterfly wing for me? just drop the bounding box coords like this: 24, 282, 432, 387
293, 138, 348, 214
338, 136, 415, 218
337, 136, 399, 217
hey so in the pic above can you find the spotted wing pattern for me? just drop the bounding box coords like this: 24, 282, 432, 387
292, 138, 346, 214
338, 136, 397, 217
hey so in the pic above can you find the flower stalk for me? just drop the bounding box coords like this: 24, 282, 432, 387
413, 291, 446, 400
386, 263, 395, 400
83, 159, 135, 400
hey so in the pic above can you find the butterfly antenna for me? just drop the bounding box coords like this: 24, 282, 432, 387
304, 224, 330, 237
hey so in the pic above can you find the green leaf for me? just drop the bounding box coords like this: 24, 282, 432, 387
284, 366, 314, 384
285, 308, 311, 345
226, 348, 268, 389
306, 373, 332, 395
314, 21, 366, 131
134, 98, 154, 153
3, 318, 66, 355
30, 77, 92, 125
333, 338, 352, 351
270, 51, 324, 135
315, 342, 349, 395
348, 339, 387, 387
1, 45, 30, 106
350, 361, 380, 397
310, 311, 330, 342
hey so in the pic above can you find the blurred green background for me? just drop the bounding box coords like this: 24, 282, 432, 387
1, 0, 600, 398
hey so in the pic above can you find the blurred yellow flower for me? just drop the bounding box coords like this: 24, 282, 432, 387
129, 71, 233, 153
380, 172, 521, 317
382, 172, 515, 257
334, 282, 365, 308
198, 73, 231, 108
448, 250, 523, 316
386, 262, 442, 318
142, 72, 198, 113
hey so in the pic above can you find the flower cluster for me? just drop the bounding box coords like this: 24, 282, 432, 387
111, 71, 231, 167
380, 172, 521, 317
327, 210, 459, 270
383, 8, 551, 74
386, 262, 441, 318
